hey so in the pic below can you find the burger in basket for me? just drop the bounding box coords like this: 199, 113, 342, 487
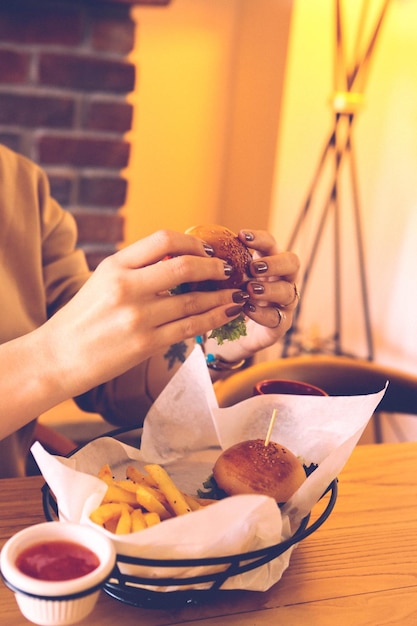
200, 438, 307, 506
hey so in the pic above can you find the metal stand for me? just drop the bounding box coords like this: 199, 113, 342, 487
282, 0, 391, 360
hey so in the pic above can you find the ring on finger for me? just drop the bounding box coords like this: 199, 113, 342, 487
272, 306, 285, 328
282, 282, 300, 308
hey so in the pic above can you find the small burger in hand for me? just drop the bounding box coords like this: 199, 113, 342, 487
183, 224, 253, 344
209, 439, 306, 504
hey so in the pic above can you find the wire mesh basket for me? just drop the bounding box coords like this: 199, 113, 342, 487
41, 427, 338, 609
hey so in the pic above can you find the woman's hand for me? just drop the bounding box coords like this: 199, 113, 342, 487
0, 227, 297, 434
44, 230, 248, 396
208, 229, 300, 359
1, 229, 252, 434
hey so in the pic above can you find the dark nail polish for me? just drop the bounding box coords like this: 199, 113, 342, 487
253, 260, 268, 274
203, 242, 215, 256
243, 231, 255, 242
225, 305, 243, 318
232, 291, 250, 303
244, 302, 256, 313
224, 263, 233, 276
251, 282, 265, 295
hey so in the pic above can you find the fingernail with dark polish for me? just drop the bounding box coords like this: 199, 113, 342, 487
232, 291, 250, 303
251, 282, 265, 294
253, 260, 268, 274
244, 302, 256, 313
225, 305, 243, 318
224, 262, 233, 276
203, 242, 215, 256
243, 231, 255, 242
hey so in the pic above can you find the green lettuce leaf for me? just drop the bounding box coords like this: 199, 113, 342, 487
208, 313, 247, 345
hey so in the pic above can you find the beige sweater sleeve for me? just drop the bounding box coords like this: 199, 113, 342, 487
0, 145, 152, 429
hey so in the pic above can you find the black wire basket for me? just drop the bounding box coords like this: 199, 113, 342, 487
41, 427, 338, 609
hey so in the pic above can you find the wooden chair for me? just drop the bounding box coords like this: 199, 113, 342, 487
32, 422, 78, 456
0, 420, 78, 478
215, 354, 417, 443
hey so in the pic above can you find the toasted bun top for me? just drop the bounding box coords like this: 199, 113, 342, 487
186, 224, 252, 290
212, 439, 306, 503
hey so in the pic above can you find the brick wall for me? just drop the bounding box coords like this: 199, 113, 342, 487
0, 0, 170, 268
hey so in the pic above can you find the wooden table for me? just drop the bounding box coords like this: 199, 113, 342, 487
1, 442, 417, 626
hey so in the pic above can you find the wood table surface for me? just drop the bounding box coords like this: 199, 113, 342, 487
1, 441, 416, 626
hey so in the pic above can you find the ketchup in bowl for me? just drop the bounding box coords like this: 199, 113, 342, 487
1, 522, 116, 626
16, 540, 100, 581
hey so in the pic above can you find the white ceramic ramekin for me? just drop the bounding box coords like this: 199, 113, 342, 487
0, 521, 116, 625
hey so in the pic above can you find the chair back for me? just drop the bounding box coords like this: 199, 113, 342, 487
215, 355, 417, 416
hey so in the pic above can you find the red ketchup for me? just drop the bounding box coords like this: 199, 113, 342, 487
16, 540, 100, 581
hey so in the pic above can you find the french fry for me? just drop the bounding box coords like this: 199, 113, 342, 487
90, 502, 127, 527
90, 463, 215, 535
182, 492, 202, 511
102, 483, 137, 506
123, 479, 167, 505
126, 465, 158, 488
179, 492, 220, 509
114, 479, 140, 493
130, 508, 148, 533
181, 493, 218, 510
115, 504, 133, 535
103, 517, 118, 534
143, 512, 160, 527
98, 463, 113, 484
135, 484, 171, 520
144, 464, 192, 516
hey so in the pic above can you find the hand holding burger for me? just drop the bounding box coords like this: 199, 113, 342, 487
182, 225, 300, 350
184, 225, 253, 343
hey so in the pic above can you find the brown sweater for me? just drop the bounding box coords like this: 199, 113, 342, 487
0, 145, 152, 476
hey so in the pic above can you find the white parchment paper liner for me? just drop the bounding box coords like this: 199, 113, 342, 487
32, 346, 387, 592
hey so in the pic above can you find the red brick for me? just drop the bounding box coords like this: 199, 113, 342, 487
79, 176, 127, 207
0, 93, 74, 128
47, 174, 75, 206
39, 53, 136, 94
0, 132, 22, 153
72, 211, 124, 244
38, 135, 130, 169
84, 100, 133, 133
91, 14, 135, 55
0, 5, 83, 46
0, 49, 30, 84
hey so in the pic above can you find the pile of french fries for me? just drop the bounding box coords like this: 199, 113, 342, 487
89, 463, 213, 535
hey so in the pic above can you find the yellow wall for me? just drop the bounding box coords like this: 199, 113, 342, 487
123, 0, 291, 242
215, 0, 293, 233
270, 0, 417, 371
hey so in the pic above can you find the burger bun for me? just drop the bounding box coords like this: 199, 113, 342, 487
185, 224, 252, 291
213, 439, 306, 503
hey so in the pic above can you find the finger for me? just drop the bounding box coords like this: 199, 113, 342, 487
249, 251, 300, 281
243, 302, 293, 333
238, 231, 300, 281
115, 230, 213, 270
246, 279, 300, 309
280, 281, 301, 308
146, 289, 243, 328
133, 254, 233, 296
138, 301, 246, 354
238, 230, 279, 256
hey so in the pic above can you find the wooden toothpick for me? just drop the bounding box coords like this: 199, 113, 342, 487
264, 408, 278, 446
